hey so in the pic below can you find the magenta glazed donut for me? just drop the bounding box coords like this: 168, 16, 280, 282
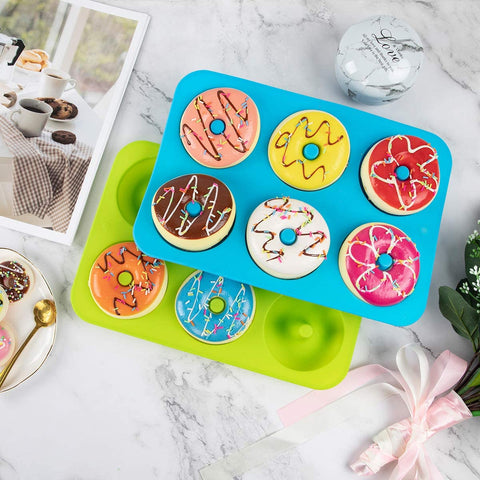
339, 222, 420, 306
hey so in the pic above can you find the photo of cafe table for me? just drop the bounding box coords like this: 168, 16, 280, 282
0, 0, 149, 244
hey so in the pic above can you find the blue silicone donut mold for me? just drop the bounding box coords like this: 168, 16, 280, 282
133, 70, 452, 326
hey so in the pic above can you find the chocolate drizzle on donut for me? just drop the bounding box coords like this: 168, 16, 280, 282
252, 198, 328, 261
0, 261, 30, 302
181, 89, 250, 161
152, 174, 234, 240
95, 246, 162, 316
275, 116, 344, 181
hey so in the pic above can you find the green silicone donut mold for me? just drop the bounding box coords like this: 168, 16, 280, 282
70, 141, 361, 389
265, 296, 345, 371
117, 157, 156, 225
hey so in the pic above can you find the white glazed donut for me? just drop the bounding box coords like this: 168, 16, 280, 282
246, 197, 330, 279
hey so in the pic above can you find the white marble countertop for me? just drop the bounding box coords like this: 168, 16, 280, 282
1, 1, 479, 479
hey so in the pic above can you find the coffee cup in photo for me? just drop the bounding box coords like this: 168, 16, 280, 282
10, 98, 53, 137
39, 67, 77, 98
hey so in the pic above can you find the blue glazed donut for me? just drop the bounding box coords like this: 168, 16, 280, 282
175, 270, 256, 344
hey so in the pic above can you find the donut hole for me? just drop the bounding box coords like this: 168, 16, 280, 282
395, 165, 411, 181
298, 323, 314, 338
118, 270, 134, 287
279, 228, 297, 246
186, 200, 202, 217
208, 296, 226, 314
264, 296, 344, 371
376, 253, 394, 271
117, 157, 155, 225
209, 119, 226, 135
302, 143, 320, 161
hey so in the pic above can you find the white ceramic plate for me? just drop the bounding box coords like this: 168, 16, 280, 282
0, 248, 56, 392
49, 116, 75, 123
48, 99, 78, 123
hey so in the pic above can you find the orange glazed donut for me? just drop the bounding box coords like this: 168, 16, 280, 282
89, 242, 168, 318
180, 87, 260, 168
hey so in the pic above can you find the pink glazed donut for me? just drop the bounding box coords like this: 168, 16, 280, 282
180, 87, 260, 168
339, 223, 420, 306
0, 323, 15, 368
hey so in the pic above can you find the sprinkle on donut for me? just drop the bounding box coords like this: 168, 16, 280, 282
151, 173, 236, 251
339, 223, 420, 306
268, 110, 350, 190
361, 135, 440, 215
89, 242, 168, 318
175, 270, 255, 344
0, 261, 31, 302
180, 87, 261, 168
246, 197, 330, 279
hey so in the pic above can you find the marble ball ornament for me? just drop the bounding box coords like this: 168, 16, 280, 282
335, 15, 424, 105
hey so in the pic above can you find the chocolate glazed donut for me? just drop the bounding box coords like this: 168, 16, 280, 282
151, 173, 236, 251
0, 261, 31, 302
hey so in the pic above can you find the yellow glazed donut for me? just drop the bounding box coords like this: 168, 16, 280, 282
268, 110, 350, 190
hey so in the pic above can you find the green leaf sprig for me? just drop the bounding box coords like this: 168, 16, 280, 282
439, 222, 480, 415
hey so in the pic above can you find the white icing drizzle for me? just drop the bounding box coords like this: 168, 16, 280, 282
153, 174, 230, 237
183, 272, 248, 339
369, 135, 439, 211
347, 224, 418, 298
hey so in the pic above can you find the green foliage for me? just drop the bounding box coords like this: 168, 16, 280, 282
439, 223, 480, 352
456, 278, 478, 308
439, 222, 480, 414
465, 229, 480, 291
439, 286, 479, 350
468, 368, 480, 388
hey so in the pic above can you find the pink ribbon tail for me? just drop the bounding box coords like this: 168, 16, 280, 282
351, 444, 397, 475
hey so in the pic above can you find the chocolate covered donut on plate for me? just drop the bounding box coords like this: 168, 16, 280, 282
0, 260, 32, 303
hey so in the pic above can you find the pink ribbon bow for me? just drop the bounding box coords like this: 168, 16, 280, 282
350, 346, 472, 479
278, 345, 471, 480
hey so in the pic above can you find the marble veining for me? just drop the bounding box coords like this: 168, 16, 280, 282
0, 0, 479, 479
152, 359, 305, 479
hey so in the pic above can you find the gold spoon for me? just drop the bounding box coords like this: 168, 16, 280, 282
0, 299, 56, 389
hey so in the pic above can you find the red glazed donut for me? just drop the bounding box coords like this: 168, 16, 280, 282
361, 135, 439, 215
